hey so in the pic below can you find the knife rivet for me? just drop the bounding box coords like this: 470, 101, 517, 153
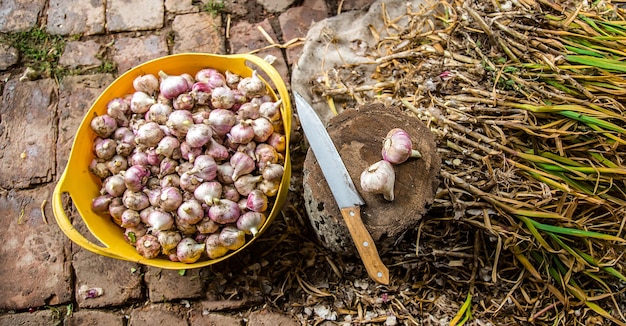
349, 211, 355, 216
363, 241, 369, 247
377, 272, 383, 278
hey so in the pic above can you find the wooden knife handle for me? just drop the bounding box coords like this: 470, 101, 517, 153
340, 206, 390, 285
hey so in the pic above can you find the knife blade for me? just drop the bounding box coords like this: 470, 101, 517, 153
294, 92, 389, 285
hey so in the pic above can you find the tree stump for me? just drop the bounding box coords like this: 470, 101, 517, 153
303, 103, 441, 256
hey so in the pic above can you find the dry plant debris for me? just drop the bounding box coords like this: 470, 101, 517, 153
309, 0, 626, 324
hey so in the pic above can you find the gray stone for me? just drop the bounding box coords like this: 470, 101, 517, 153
0, 44, 19, 70
64, 309, 124, 326
107, 0, 164, 32
256, 0, 295, 13
0, 310, 62, 326
0, 79, 57, 189
56, 74, 115, 177
59, 41, 103, 69
190, 312, 242, 326
72, 249, 143, 308
0, 185, 72, 310
145, 267, 205, 302
46, 0, 105, 36
248, 309, 299, 326
228, 19, 290, 86
340, 0, 378, 12
165, 0, 198, 14
172, 12, 224, 54
111, 35, 169, 73
0, 0, 46, 33
128, 304, 188, 326
278, 0, 328, 64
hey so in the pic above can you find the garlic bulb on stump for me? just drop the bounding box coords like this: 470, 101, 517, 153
381, 128, 422, 164
360, 160, 396, 201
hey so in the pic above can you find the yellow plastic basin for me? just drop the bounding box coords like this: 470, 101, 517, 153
52, 53, 292, 269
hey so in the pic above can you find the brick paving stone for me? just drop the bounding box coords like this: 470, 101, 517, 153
0, 79, 57, 189
0, 0, 45, 33
59, 41, 103, 69
56, 74, 115, 177
64, 309, 124, 326
228, 19, 290, 86
128, 304, 188, 326
198, 295, 264, 312
0, 310, 62, 326
145, 267, 205, 302
223, 0, 249, 17
107, 0, 164, 32
278, 0, 328, 64
46, 0, 105, 36
256, 0, 296, 13
248, 309, 299, 326
189, 312, 242, 326
165, 0, 198, 14
0, 44, 19, 70
112, 35, 169, 73
172, 12, 224, 54
229, 19, 274, 54
72, 249, 143, 308
0, 185, 72, 310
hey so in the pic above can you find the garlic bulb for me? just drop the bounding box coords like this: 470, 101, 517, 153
360, 160, 395, 201
381, 128, 422, 164
219, 226, 246, 251
158, 71, 191, 100
205, 233, 229, 259
133, 74, 159, 94
237, 70, 266, 98
136, 234, 161, 259
237, 211, 266, 236
176, 237, 206, 264
156, 230, 182, 254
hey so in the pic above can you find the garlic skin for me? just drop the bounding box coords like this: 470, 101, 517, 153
360, 160, 396, 201
381, 128, 422, 164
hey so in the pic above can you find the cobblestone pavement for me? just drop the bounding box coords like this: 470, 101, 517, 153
0, 0, 375, 324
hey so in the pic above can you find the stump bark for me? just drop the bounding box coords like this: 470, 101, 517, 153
303, 103, 441, 256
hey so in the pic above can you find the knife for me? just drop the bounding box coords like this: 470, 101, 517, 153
294, 92, 390, 285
